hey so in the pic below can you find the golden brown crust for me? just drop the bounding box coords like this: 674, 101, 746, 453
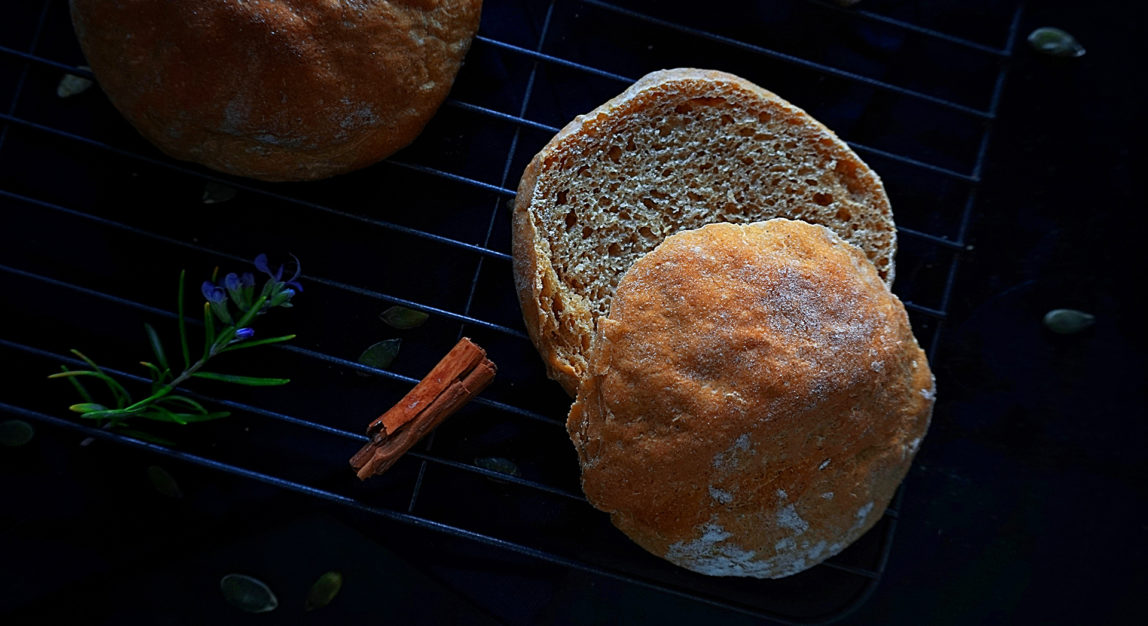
512, 68, 896, 396
569, 219, 933, 578
69, 0, 483, 181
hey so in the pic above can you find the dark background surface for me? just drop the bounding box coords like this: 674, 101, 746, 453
2, 1, 1146, 624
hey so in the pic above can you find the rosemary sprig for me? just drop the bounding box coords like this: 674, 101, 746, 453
49, 254, 303, 430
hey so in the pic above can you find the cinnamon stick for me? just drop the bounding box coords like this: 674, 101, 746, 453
350, 337, 496, 480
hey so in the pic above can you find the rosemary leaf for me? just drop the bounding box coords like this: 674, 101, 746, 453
71, 350, 131, 408
144, 323, 169, 371
192, 372, 291, 386
50, 369, 131, 410
219, 334, 297, 353
53, 256, 300, 436
76, 408, 136, 420
140, 361, 165, 387
157, 394, 209, 415
69, 402, 109, 413
144, 405, 188, 425
203, 301, 216, 359
58, 365, 94, 403
178, 269, 190, 369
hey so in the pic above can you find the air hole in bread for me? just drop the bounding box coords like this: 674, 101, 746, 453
835, 206, 852, 220
565, 208, 578, 228
557, 190, 568, 205
607, 242, 622, 256
639, 226, 655, 238
641, 197, 657, 210
673, 97, 725, 115
813, 192, 833, 206
719, 114, 734, 125
581, 226, 593, 239
757, 111, 773, 124
608, 145, 623, 162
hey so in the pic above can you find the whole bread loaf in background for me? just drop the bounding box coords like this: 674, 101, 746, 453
513, 68, 896, 396
568, 219, 934, 578
69, 0, 483, 181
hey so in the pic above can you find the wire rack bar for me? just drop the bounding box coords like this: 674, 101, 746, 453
0, 337, 579, 501
0, 0, 52, 152
802, 0, 1010, 56
0, 188, 523, 339
0, 400, 880, 625
582, 0, 994, 120
474, 34, 634, 83
0, 262, 555, 427
0, 43, 991, 184
0, 0, 1023, 619
0, 114, 512, 261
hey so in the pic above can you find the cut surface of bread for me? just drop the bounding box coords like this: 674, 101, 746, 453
568, 219, 933, 578
513, 68, 896, 395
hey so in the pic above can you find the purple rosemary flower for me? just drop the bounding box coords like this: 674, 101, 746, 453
254, 253, 303, 310
223, 272, 256, 309
233, 327, 255, 341
201, 280, 233, 324
201, 281, 226, 303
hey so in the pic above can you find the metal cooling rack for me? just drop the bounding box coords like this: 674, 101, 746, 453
1, 0, 1024, 622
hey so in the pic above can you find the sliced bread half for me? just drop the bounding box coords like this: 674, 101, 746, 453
512, 68, 896, 396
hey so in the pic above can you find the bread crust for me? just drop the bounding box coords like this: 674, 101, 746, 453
568, 219, 933, 578
70, 0, 482, 181
513, 68, 896, 396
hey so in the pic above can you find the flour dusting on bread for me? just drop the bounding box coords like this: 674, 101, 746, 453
569, 220, 934, 579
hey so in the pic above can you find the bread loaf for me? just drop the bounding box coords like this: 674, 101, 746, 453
568, 219, 933, 578
69, 0, 483, 181
513, 68, 896, 396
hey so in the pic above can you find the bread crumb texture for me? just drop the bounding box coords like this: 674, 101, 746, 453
69, 0, 483, 181
568, 219, 933, 578
513, 68, 896, 395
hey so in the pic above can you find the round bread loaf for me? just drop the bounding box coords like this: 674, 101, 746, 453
568, 219, 934, 578
69, 0, 483, 181
513, 68, 896, 396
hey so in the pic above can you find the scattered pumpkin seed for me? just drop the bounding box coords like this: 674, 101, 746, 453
358, 338, 401, 371
202, 181, 238, 204
220, 573, 278, 613
1043, 309, 1095, 334
146, 465, 183, 499
1027, 27, 1085, 58
57, 67, 93, 98
305, 571, 343, 612
0, 420, 35, 447
380, 305, 429, 330
475, 456, 520, 478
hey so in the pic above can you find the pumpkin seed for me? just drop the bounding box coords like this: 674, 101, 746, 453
1027, 27, 1085, 58
220, 573, 278, 613
1043, 309, 1095, 334
305, 571, 343, 612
